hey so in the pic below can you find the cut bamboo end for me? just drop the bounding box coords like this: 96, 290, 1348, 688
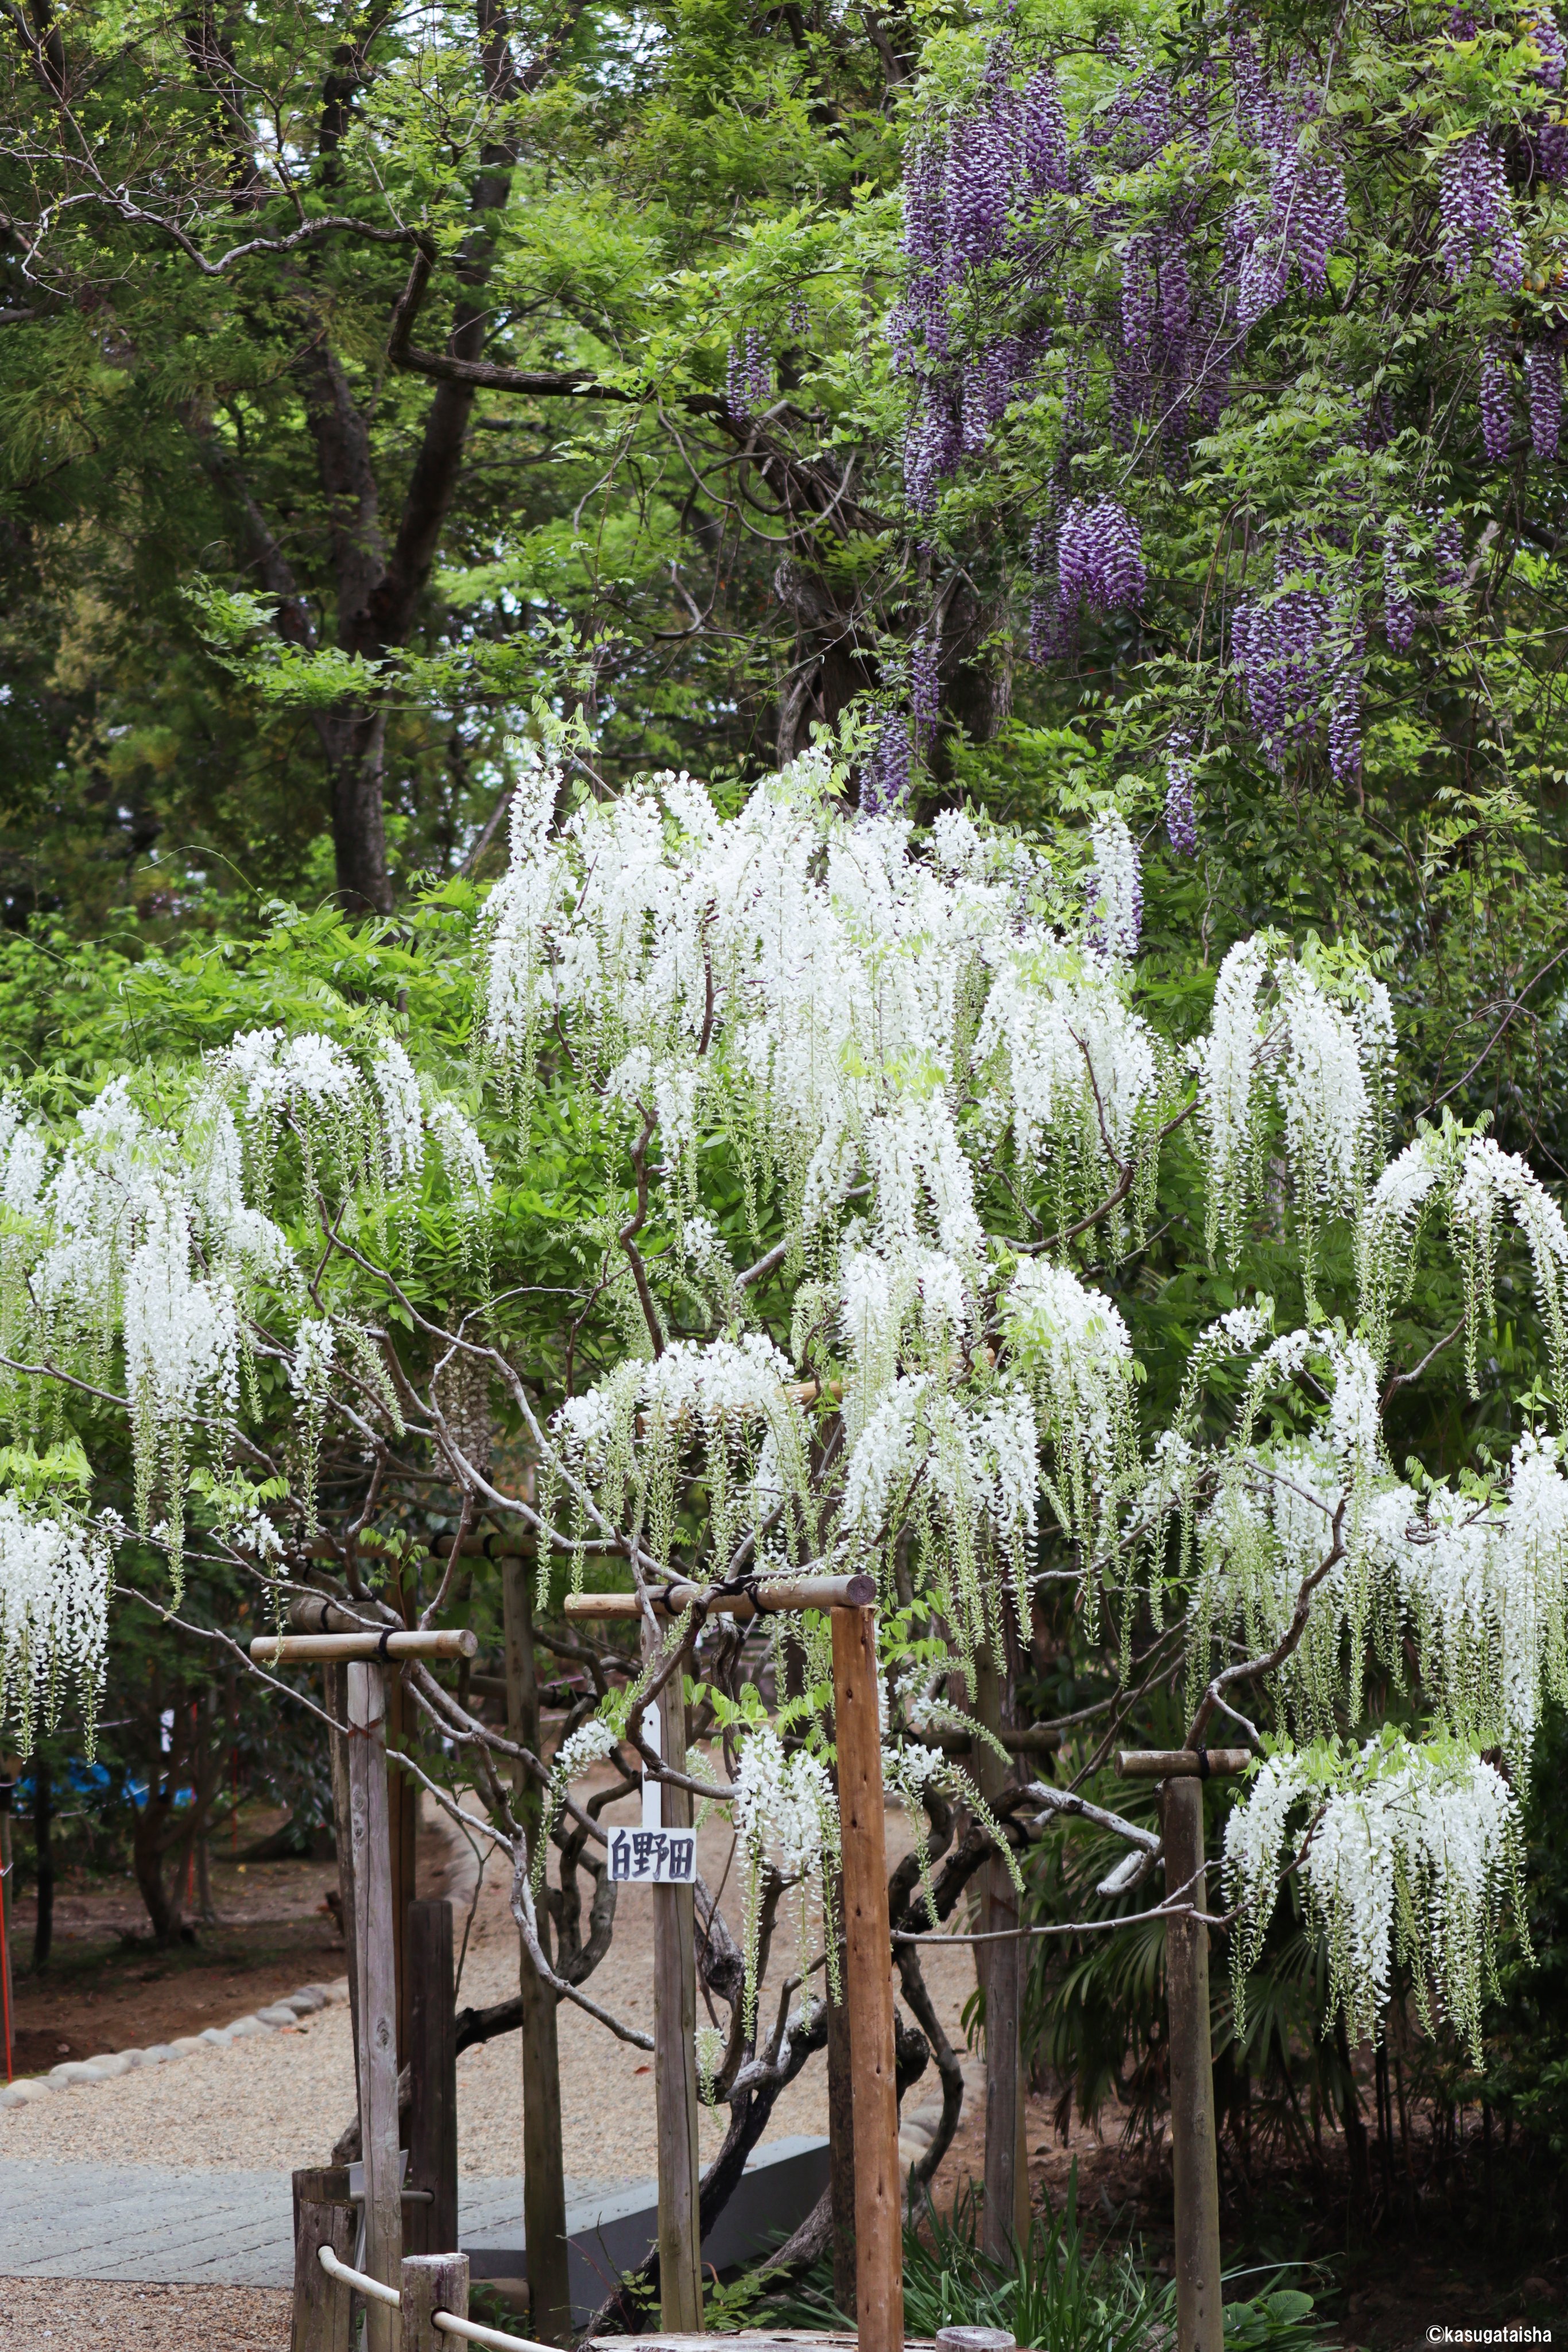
1115, 1747, 1252, 1779
562, 1573, 875, 1622
250, 1628, 479, 1664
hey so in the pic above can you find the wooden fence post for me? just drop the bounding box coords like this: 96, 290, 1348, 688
349, 1657, 402, 2352
408, 1898, 459, 2256
502, 1552, 573, 2346
831, 1600, 903, 2352
1162, 1774, 1224, 2352
324, 1661, 362, 2083
401, 2252, 469, 2352
652, 1666, 703, 2331
291, 2167, 356, 2352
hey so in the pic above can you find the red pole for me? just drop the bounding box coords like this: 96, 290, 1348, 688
0, 1785, 14, 2085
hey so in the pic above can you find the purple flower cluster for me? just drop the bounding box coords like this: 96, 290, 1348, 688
1164, 730, 1199, 853
1530, 9, 1567, 88
1525, 341, 1562, 458
904, 380, 962, 516
1383, 522, 1417, 652
1438, 134, 1524, 292
1026, 514, 1061, 665
1057, 497, 1147, 617
909, 628, 940, 745
1021, 67, 1069, 198
1429, 509, 1465, 588
1480, 338, 1513, 461
726, 329, 772, 420
1233, 545, 1337, 771
1225, 44, 1349, 329
861, 703, 912, 818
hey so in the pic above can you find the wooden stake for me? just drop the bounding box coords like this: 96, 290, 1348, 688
830, 1603, 903, 2352
408, 1899, 459, 2256
291, 2168, 356, 2352
824, 1941, 857, 2320
651, 1665, 703, 2331
324, 1664, 362, 2087
349, 1658, 402, 2352
502, 1554, 572, 2347
1162, 1777, 1224, 2352
401, 2252, 470, 2352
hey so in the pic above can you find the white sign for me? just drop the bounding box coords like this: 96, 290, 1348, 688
614, 1703, 696, 1883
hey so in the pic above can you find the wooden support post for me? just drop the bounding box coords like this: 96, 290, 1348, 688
349, 1658, 402, 2352
831, 1602, 903, 2352
651, 1665, 703, 2332
388, 1668, 419, 2072
973, 1646, 1027, 2261
401, 2252, 469, 2352
825, 1936, 857, 2320
408, 1898, 459, 2256
1162, 1776, 1224, 2352
324, 1662, 362, 2085
502, 1554, 572, 2348
291, 2168, 357, 2352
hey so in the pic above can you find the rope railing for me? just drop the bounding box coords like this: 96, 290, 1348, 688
317, 2242, 557, 2351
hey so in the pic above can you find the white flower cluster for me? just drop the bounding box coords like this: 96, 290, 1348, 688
0, 1500, 118, 1757
1195, 938, 1393, 1299
732, 1725, 839, 2034
1224, 1738, 1523, 2056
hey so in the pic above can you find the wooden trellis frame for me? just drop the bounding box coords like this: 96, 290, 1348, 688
563, 1573, 902, 2352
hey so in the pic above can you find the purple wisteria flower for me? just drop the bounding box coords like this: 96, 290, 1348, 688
726, 329, 772, 420
1529, 9, 1567, 88
1025, 514, 1060, 665
1383, 522, 1417, 652
1164, 730, 1199, 853
1233, 543, 1336, 770
1021, 66, 1070, 195
1430, 509, 1465, 589
1480, 338, 1513, 461
904, 380, 962, 516
1525, 342, 1562, 458
910, 628, 940, 746
861, 703, 912, 817
1438, 134, 1524, 292
1328, 593, 1365, 790
1058, 497, 1147, 617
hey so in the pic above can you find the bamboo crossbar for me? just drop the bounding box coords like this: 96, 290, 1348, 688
303, 1528, 532, 1565
563, 1573, 875, 1622
250, 1628, 479, 1664
316, 2246, 555, 2351
1116, 1748, 1252, 1779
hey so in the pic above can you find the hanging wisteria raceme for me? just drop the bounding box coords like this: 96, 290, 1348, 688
1525, 341, 1562, 459
1165, 730, 1199, 853
1056, 497, 1146, 622
861, 702, 913, 816
1232, 544, 1337, 771
725, 329, 773, 422
1479, 337, 1513, 461
1438, 132, 1524, 292
1328, 589, 1366, 790
1084, 811, 1143, 960
0, 1502, 119, 1758
1225, 1739, 1525, 2057
1383, 522, 1417, 651
733, 1726, 840, 2036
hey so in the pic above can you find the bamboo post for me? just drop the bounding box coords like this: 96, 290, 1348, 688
1117, 1748, 1243, 2352
401, 2252, 469, 2352
349, 1658, 403, 2352
502, 1553, 572, 2347
651, 1663, 703, 2331
831, 1601, 903, 2352
408, 1899, 459, 2256
291, 2168, 357, 2352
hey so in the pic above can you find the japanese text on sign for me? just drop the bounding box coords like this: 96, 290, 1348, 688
609, 1827, 696, 1882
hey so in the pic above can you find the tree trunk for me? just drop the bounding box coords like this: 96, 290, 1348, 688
973, 1645, 1027, 2260
319, 706, 393, 914
131, 1796, 185, 1944
31, 1758, 53, 1971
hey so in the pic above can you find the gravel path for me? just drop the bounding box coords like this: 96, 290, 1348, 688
1, 1770, 981, 2188
0, 2275, 288, 2349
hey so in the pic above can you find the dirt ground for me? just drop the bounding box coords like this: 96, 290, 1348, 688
0, 2274, 289, 2349
4, 1808, 346, 2069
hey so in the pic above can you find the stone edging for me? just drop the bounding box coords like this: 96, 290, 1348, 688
0, 1977, 350, 2108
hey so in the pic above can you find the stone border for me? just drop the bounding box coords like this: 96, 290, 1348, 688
0, 1978, 350, 2107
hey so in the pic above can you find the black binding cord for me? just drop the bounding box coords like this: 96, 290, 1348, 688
377, 1627, 396, 1658
1195, 1743, 1211, 1781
